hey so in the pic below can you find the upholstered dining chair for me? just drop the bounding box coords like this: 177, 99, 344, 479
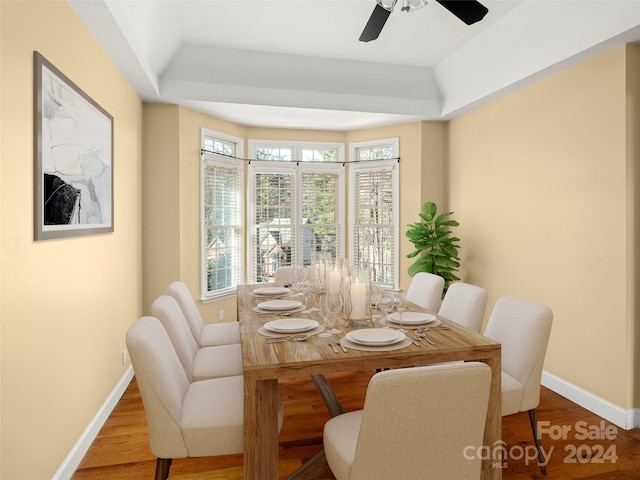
151, 295, 243, 381
438, 282, 488, 333
126, 316, 284, 480
405, 272, 445, 312
167, 280, 240, 347
274, 266, 293, 286
323, 362, 491, 480
483, 296, 554, 475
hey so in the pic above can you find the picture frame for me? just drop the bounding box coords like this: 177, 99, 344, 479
33, 51, 114, 240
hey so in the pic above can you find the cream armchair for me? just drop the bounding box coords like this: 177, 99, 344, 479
151, 295, 243, 381
167, 280, 240, 347
126, 316, 284, 480
406, 272, 444, 311
274, 266, 293, 286
438, 282, 488, 332
323, 362, 491, 480
483, 296, 554, 475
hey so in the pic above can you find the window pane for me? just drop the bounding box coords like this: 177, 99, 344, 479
256, 148, 292, 161
302, 148, 338, 162
357, 145, 393, 161
206, 227, 239, 291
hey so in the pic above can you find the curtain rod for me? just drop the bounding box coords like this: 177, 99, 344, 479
200, 150, 400, 165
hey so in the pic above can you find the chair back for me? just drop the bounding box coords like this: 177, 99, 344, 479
167, 280, 204, 342
151, 295, 200, 382
438, 282, 488, 332
274, 266, 293, 286
406, 272, 444, 311
350, 362, 491, 480
126, 316, 189, 458
483, 296, 553, 413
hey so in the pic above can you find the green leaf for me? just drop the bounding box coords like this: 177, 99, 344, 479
422, 202, 437, 220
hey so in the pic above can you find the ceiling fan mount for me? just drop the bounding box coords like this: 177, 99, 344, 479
359, 0, 489, 42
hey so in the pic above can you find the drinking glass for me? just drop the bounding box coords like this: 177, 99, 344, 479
378, 290, 394, 327
320, 292, 343, 335
327, 293, 343, 334
306, 267, 321, 308
395, 291, 407, 332
370, 282, 381, 323
291, 266, 306, 294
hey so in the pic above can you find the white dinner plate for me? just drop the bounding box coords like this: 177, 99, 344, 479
263, 318, 319, 334
345, 329, 405, 346
253, 286, 291, 296
257, 300, 302, 311
387, 312, 437, 325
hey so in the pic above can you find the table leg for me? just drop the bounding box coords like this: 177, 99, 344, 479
244, 377, 280, 480
311, 374, 345, 417
481, 354, 503, 480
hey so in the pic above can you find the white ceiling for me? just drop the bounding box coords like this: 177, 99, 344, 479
69, 0, 640, 131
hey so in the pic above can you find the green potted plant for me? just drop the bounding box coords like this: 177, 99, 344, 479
406, 201, 461, 291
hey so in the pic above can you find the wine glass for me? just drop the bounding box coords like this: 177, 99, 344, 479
327, 293, 344, 334
370, 282, 381, 323
305, 267, 321, 308
319, 293, 343, 336
378, 290, 394, 327
395, 291, 407, 333
291, 266, 306, 294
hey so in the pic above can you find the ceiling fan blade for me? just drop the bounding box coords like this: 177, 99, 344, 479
359, 4, 393, 42
435, 0, 488, 25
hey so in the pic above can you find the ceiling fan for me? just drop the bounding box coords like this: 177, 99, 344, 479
359, 0, 489, 42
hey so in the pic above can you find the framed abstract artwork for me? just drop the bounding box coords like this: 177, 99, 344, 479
33, 51, 114, 240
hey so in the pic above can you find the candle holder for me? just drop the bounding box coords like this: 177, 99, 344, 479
325, 259, 344, 296
343, 266, 373, 327
312, 252, 331, 290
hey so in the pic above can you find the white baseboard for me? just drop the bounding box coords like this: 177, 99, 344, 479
53, 366, 134, 480
542, 370, 639, 430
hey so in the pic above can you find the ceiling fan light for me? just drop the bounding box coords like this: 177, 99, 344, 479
402, 0, 428, 12
376, 0, 398, 12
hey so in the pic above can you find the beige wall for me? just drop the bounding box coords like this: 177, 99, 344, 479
627, 47, 640, 408
1, 2, 143, 478
142, 105, 247, 321
449, 45, 639, 409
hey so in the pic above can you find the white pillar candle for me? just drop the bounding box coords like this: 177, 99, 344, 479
328, 270, 342, 294
350, 281, 367, 318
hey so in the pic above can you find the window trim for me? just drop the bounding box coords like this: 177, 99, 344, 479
200, 128, 245, 302
348, 138, 400, 289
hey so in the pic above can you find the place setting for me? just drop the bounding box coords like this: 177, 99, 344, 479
385, 311, 441, 330
259, 317, 325, 340
253, 299, 306, 316
249, 286, 293, 298
339, 328, 411, 351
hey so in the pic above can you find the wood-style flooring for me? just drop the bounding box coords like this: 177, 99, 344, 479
71, 371, 640, 479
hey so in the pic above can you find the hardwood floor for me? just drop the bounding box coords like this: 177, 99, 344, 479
71, 371, 640, 479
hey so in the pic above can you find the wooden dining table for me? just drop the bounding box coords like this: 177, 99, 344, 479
238, 284, 502, 480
